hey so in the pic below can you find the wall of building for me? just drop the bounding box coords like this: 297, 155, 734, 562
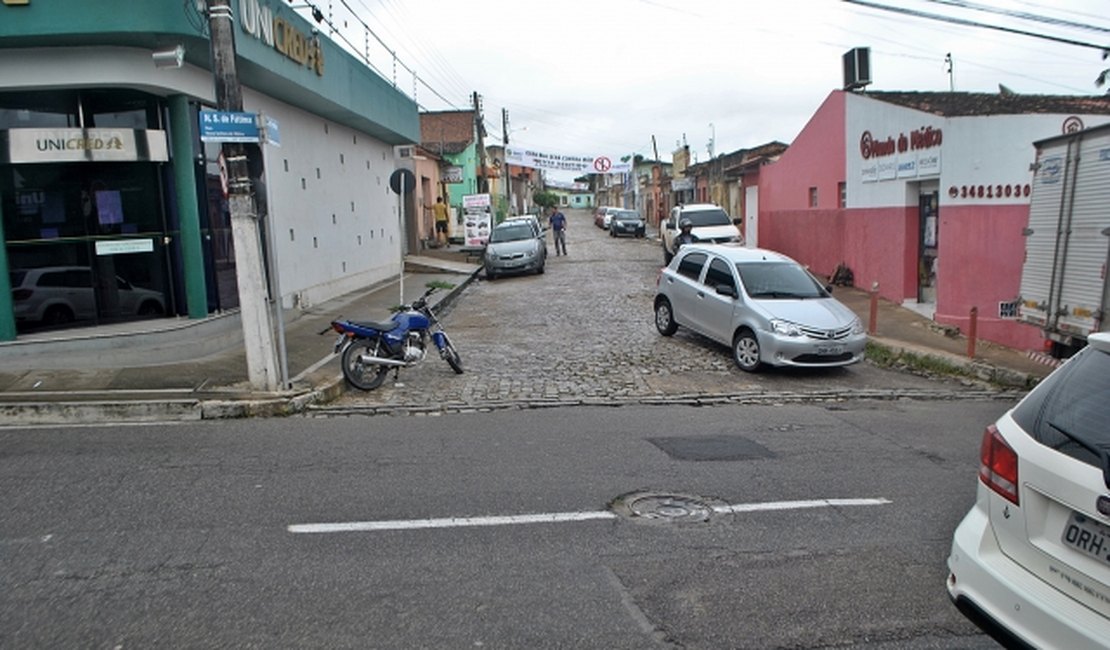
248, 87, 400, 309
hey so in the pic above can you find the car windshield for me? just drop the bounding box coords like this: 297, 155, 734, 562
615, 210, 641, 221
489, 224, 535, 243
9, 271, 26, 287
683, 209, 731, 227
736, 262, 828, 299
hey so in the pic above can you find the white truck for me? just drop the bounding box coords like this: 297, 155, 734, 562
1018, 122, 1110, 358
661, 203, 743, 264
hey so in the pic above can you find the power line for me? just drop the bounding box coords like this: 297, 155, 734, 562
843, 0, 1109, 51
924, 0, 1110, 34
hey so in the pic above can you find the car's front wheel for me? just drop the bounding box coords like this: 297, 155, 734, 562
654, 298, 678, 336
732, 329, 761, 372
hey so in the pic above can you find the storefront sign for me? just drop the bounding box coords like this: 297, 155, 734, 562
859, 126, 942, 160
3, 129, 169, 163
199, 110, 260, 143
442, 165, 463, 184
505, 147, 631, 175
95, 239, 155, 256
239, 0, 325, 76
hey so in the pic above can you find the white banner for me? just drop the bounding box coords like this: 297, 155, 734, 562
505, 147, 632, 175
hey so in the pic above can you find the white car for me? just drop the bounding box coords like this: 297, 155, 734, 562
653, 243, 865, 371
10, 266, 165, 327
947, 332, 1110, 648
661, 203, 743, 263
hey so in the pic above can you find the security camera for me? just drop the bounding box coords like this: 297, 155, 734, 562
310, 27, 319, 36
152, 45, 185, 69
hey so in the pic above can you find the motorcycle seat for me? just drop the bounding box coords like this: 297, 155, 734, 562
350, 319, 400, 332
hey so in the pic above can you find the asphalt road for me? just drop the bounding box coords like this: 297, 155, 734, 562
0, 401, 1008, 648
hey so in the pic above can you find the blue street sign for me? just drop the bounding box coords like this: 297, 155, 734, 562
199, 110, 260, 143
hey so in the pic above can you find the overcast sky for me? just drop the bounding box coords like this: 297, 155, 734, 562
299, 0, 1109, 179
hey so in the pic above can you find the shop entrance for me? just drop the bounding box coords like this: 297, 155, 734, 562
918, 191, 939, 304
3, 162, 172, 332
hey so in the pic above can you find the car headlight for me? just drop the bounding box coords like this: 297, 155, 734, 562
850, 317, 864, 335
771, 319, 803, 337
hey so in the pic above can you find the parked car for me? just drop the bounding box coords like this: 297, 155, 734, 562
594, 206, 620, 229
483, 220, 546, 280
661, 203, 743, 264
504, 215, 547, 256
609, 209, 646, 238
653, 244, 865, 371
946, 331, 1110, 648
10, 266, 165, 327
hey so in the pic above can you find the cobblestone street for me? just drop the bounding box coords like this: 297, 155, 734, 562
329, 208, 981, 413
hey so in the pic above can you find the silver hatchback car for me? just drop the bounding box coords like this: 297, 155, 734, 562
653, 244, 866, 371
483, 220, 546, 280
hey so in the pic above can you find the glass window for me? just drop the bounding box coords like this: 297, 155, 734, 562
736, 262, 829, 299
681, 208, 730, 227
81, 89, 161, 129
677, 252, 706, 280
704, 257, 736, 292
1012, 345, 1110, 471
0, 90, 79, 129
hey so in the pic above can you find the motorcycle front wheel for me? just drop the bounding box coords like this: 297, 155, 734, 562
441, 335, 464, 374
341, 338, 392, 390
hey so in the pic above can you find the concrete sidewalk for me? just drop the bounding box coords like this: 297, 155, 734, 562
0, 248, 1057, 425
0, 253, 482, 424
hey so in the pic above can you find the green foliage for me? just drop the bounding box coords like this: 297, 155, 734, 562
533, 190, 559, 209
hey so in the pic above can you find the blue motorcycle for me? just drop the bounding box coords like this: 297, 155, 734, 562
328, 285, 463, 391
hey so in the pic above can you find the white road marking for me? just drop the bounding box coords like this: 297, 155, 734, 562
287, 497, 891, 534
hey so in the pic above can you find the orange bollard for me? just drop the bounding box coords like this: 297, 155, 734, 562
868, 281, 879, 335
967, 306, 978, 358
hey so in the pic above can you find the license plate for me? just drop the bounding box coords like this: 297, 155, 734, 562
1061, 512, 1110, 566
815, 344, 845, 355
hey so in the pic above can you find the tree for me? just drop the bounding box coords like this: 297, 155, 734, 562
533, 190, 559, 210
1098, 48, 1110, 93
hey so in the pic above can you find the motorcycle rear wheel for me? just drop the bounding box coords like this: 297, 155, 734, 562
341, 338, 392, 390
441, 336, 464, 374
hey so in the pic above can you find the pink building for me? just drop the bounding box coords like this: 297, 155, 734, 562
759, 90, 1110, 350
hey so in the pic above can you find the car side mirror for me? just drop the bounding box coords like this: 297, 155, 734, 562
716, 284, 738, 299
732, 217, 742, 227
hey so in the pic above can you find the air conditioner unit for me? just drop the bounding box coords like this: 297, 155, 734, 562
393, 145, 414, 159
843, 47, 871, 91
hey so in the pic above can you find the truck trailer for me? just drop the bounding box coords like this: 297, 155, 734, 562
1019, 123, 1110, 358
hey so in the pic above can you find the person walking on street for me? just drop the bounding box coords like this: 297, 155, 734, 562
432, 197, 450, 248
549, 207, 567, 256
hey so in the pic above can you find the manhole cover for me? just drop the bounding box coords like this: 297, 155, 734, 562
610, 491, 715, 524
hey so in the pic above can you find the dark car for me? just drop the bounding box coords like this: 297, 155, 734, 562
609, 209, 645, 238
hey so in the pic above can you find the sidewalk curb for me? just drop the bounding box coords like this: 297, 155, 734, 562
866, 336, 1040, 390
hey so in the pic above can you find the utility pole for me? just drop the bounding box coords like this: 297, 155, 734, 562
472, 92, 488, 194
502, 107, 511, 214
205, 0, 279, 391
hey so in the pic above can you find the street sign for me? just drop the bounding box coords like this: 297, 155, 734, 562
262, 115, 281, 148
199, 110, 260, 143
389, 168, 415, 195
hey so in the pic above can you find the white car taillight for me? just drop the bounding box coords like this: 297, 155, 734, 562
979, 424, 1019, 505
